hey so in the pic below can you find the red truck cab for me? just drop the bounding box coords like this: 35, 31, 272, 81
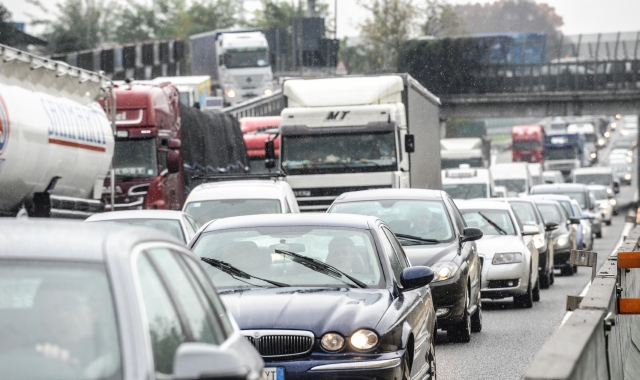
102, 82, 184, 210
512, 124, 544, 164
240, 116, 281, 173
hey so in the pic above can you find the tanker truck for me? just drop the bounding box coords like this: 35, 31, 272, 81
0, 45, 114, 218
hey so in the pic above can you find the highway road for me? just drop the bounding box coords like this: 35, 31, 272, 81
436, 132, 636, 380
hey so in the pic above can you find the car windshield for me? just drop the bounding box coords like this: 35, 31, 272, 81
575, 174, 611, 186
508, 201, 541, 227
611, 163, 630, 172
224, 48, 269, 69
99, 219, 185, 242
0, 262, 122, 380
185, 199, 282, 225
512, 140, 541, 150
590, 189, 609, 200
460, 209, 517, 236
537, 204, 563, 224
442, 183, 487, 199
543, 147, 577, 160
192, 227, 383, 289
113, 138, 158, 178
281, 132, 397, 175
329, 200, 454, 243
494, 179, 526, 195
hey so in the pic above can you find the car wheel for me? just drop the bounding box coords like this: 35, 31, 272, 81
606, 219, 612, 226
560, 265, 573, 276
447, 287, 471, 343
573, 265, 578, 274
471, 295, 482, 333
532, 276, 540, 302
550, 270, 555, 285
402, 348, 412, 380
596, 229, 603, 238
514, 276, 533, 308
540, 269, 551, 289
427, 338, 437, 380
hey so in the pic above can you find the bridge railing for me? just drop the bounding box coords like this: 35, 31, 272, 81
221, 89, 285, 119
524, 217, 640, 380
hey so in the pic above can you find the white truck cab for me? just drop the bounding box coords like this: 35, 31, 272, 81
441, 164, 492, 200
491, 163, 532, 197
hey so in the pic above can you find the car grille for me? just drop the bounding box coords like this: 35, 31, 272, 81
488, 279, 520, 288
242, 330, 314, 358
294, 185, 392, 212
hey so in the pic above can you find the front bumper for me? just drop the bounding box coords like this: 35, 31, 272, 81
480, 261, 528, 299
264, 351, 404, 379
429, 270, 466, 329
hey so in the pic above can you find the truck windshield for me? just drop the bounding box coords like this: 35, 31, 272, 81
513, 140, 541, 150
543, 147, 577, 160
113, 139, 158, 178
282, 133, 397, 175
494, 179, 526, 195
443, 184, 487, 199
224, 48, 269, 69
185, 199, 282, 225
575, 174, 611, 186
441, 158, 484, 169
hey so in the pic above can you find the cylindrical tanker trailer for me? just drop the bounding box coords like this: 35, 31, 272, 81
0, 45, 114, 218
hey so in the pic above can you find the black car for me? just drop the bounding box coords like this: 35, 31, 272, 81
188, 213, 437, 380
530, 199, 578, 276
328, 189, 484, 343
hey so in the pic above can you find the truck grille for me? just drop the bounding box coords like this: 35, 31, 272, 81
294, 185, 392, 212
233, 74, 264, 87
242, 330, 314, 358
546, 162, 576, 171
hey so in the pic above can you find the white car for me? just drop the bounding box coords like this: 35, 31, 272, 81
588, 185, 615, 224
456, 200, 540, 308
84, 210, 201, 244
183, 180, 299, 225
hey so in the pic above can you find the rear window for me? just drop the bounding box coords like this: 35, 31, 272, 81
185, 199, 282, 225
537, 204, 564, 224
99, 219, 185, 242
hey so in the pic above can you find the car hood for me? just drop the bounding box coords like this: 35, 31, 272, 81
220, 287, 391, 336
474, 235, 525, 259
403, 242, 458, 267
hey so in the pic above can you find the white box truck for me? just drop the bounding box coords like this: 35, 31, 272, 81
0, 45, 114, 218
278, 74, 441, 211
190, 29, 274, 106
440, 137, 489, 169
441, 164, 492, 200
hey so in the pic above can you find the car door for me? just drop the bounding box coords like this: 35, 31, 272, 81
379, 224, 433, 378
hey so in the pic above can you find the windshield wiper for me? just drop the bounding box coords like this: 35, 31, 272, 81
478, 212, 507, 235
274, 249, 367, 288
200, 257, 289, 288
395, 233, 440, 244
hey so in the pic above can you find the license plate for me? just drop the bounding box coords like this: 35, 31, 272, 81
264, 367, 285, 380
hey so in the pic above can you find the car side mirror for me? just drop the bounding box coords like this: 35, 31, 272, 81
614, 182, 620, 194
460, 227, 483, 243
545, 222, 559, 232
405, 134, 415, 153
569, 217, 581, 225
400, 266, 435, 290
522, 225, 539, 236
166, 150, 181, 174
173, 342, 249, 380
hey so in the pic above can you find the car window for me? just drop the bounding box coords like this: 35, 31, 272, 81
185, 215, 201, 232
382, 227, 410, 268
378, 227, 405, 287
149, 248, 219, 345
136, 253, 186, 375
183, 216, 196, 239
536, 204, 564, 224
509, 201, 541, 227
446, 197, 467, 234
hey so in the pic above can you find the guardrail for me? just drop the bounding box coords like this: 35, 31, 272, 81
524, 216, 640, 380
221, 89, 285, 119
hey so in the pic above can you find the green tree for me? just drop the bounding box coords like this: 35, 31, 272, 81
185, 0, 237, 36
0, 4, 18, 46
421, 0, 466, 37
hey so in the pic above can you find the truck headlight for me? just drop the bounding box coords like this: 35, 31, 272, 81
492, 252, 523, 265
321, 333, 345, 351
532, 234, 545, 250
350, 329, 378, 351
555, 235, 570, 248
225, 89, 236, 98
264, 89, 273, 96
430, 262, 459, 282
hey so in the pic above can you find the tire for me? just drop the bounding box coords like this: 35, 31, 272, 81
560, 265, 574, 276
447, 288, 471, 343
514, 276, 533, 308
427, 338, 437, 380
573, 265, 578, 274
596, 229, 603, 238
471, 295, 482, 333
540, 269, 551, 289
550, 270, 555, 285
401, 349, 412, 380
606, 219, 612, 226
532, 276, 540, 302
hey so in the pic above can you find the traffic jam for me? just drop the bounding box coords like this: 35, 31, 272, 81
0, 38, 636, 380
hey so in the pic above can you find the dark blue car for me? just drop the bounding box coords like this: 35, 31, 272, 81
188, 213, 437, 380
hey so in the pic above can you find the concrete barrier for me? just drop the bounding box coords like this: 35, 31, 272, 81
524, 225, 640, 380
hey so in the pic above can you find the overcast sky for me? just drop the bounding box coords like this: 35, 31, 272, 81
5, 0, 640, 38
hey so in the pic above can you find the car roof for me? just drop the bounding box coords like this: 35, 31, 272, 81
85, 210, 186, 222
186, 180, 289, 203
529, 194, 572, 202
0, 219, 182, 262
456, 200, 512, 210
587, 184, 608, 190
531, 184, 588, 192
530, 198, 560, 206
203, 213, 378, 232
573, 167, 612, 174
333, 189, 445, 203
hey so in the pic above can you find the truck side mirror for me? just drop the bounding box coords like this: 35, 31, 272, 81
166, 150, 181, 174
405, 134, 415, 153
265, 140, 275, 159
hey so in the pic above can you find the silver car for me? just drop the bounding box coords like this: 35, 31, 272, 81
456, 200, 540, 308
0, 220, 263, 380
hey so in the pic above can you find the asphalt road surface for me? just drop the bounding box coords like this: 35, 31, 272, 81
436, 132, 635, 380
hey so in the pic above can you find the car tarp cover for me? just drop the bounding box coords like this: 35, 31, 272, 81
180, 104, 248, 186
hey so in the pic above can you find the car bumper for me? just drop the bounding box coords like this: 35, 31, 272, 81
554, 248, 571, 267
429, 270, 466, 329
263, 351, 405, 379
480, 261, 529, 298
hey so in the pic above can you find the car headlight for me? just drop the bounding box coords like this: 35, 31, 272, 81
430, 262, 459, 282
590, 152, 597, 159
350, 329, 379, 351
604, 131, 611, 138
225, 89, 236, 98
555, 234, 570, 248
612, 122, 618, 128
264, 89, 273, 96
598, 139, 605, 146
492, 252, 523, 265
606, 188, 613, 194
321, 333, 345, 351
610, 199, 617, 206
628, 151, 633, 156
532, 233, 545, 249
625, 174, 632, 180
